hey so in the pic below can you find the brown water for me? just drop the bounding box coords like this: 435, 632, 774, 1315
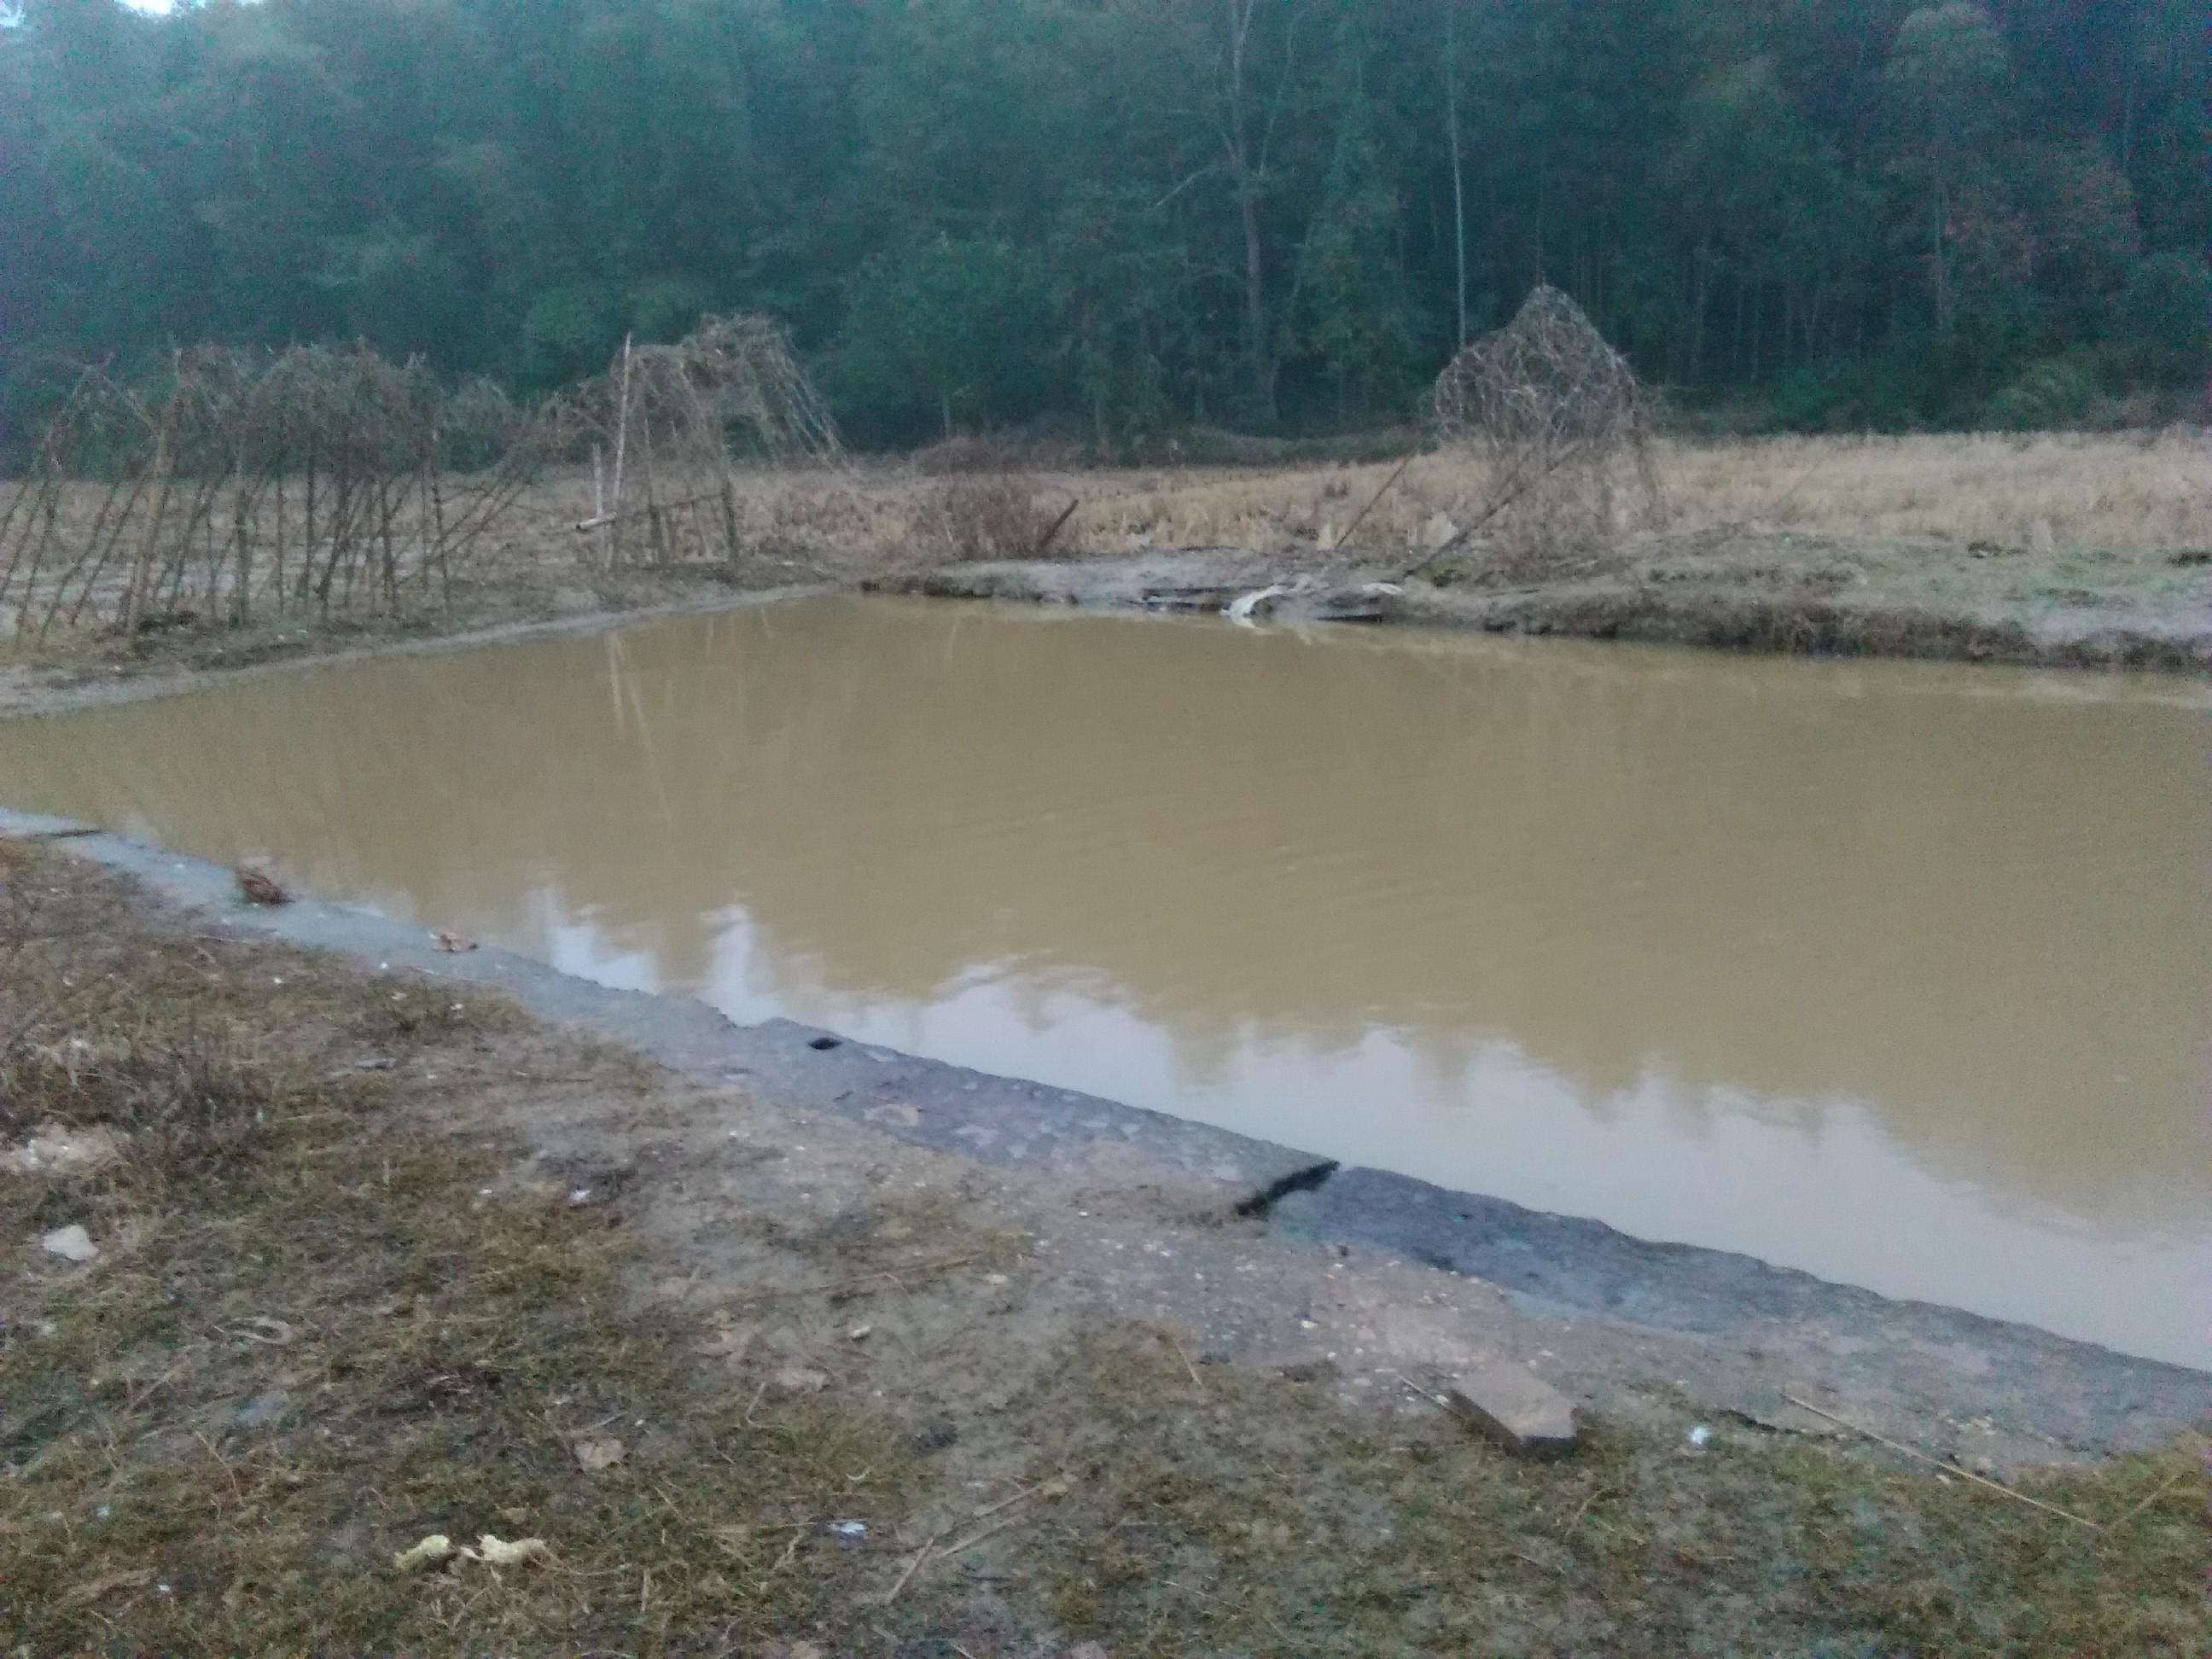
4, 597, 2208, 1366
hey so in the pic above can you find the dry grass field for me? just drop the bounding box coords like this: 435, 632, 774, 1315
3, 431, 2209, 693
1052, 430, 2212, 557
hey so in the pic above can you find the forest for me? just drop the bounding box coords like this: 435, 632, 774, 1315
1, 0, 2205, 447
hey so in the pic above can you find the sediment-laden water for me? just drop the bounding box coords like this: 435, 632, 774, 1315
5, 597, 2206, 1365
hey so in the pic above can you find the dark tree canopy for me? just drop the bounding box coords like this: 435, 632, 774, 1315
2, 0, 2204, 445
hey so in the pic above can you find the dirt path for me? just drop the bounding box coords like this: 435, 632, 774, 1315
4, 823, 2206, 1656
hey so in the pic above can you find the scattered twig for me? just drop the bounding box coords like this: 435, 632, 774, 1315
879, 1475, 1074, 1604
730, 1254, 984, 1302
2101, 1464, 2193, 1534
1389, 1368, 1450, 1411
121, 1350, 200, 1415
877, 1538, 936, 1604
1780, 1394, 2098, 1530
1565, 1483, 1615, 1527
937, 1512, 1025, 1560
1163, 1576, 1294, 1640
969, 1474, 1069, 1522
1170, 1337, 1205, 1392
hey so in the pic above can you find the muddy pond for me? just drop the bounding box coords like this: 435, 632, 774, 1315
3, 596, 2207, 1368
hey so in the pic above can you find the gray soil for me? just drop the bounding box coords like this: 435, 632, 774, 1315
9, 804, 2204, 1477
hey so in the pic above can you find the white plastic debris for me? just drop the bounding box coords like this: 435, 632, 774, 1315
826, 1520, 868, 1540
393, 1534, 455, 1572
1225, 583, 1294, 623
1687, 1424, 1714, 1449
468, 1534, 551, 1567
3, 1125, 125, 1178
393, 1531, 551, 1572
38, 1225, 98, 1263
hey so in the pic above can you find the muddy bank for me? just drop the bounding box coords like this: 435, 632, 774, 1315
0, 581, 828, 719
890, 549, 2212, 672
9, 806, 2204, 1463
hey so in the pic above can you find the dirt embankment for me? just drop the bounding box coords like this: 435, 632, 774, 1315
887, 430, 2212, 672
3, 829, 2207, 1656
893, 528, 2212, 674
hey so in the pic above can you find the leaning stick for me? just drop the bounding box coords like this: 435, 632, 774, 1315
1337, 451, 1415, 550
1032, 497, 1080, 557
1779, 1394, 2098, 1530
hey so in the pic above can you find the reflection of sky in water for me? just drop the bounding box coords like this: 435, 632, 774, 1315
506, 884, 2212, 1370
539, 884, 661, 995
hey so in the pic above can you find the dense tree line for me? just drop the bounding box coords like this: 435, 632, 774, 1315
2, 0, 2204, 446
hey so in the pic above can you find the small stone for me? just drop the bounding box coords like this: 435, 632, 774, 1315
571, 1434, 626, 1471
235, 1391, 288, 1430
3, 1125, 125, 1178
1442, 1361, 1579, 1458
774, 1365, 830, 1394
38, 1225, 98, 1263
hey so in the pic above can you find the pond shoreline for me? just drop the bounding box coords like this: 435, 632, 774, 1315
891, 549, 2212, 674
0, 582, 829, 719
7, 802, 2206, 1463
6, 515, 2209, 721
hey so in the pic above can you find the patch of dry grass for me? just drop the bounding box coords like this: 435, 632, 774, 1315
1059, 431, 2212, 560
8, 433, 2205, 688
0, 841, 919, 1655
1656, 431, 2212, 552
1009, 1331, 2211, 1658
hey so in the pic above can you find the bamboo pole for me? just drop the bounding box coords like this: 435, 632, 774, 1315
121, 403, 176, 636
609, 335, 633, 566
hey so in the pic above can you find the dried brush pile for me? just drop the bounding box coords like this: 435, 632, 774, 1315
0, 346, 536, 641
1421, 285, 1660, 579
554, 315, 842, 570
933, 475, 1073, 563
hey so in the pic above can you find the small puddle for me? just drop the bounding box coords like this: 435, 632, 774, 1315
5, 596, 2208, 1367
